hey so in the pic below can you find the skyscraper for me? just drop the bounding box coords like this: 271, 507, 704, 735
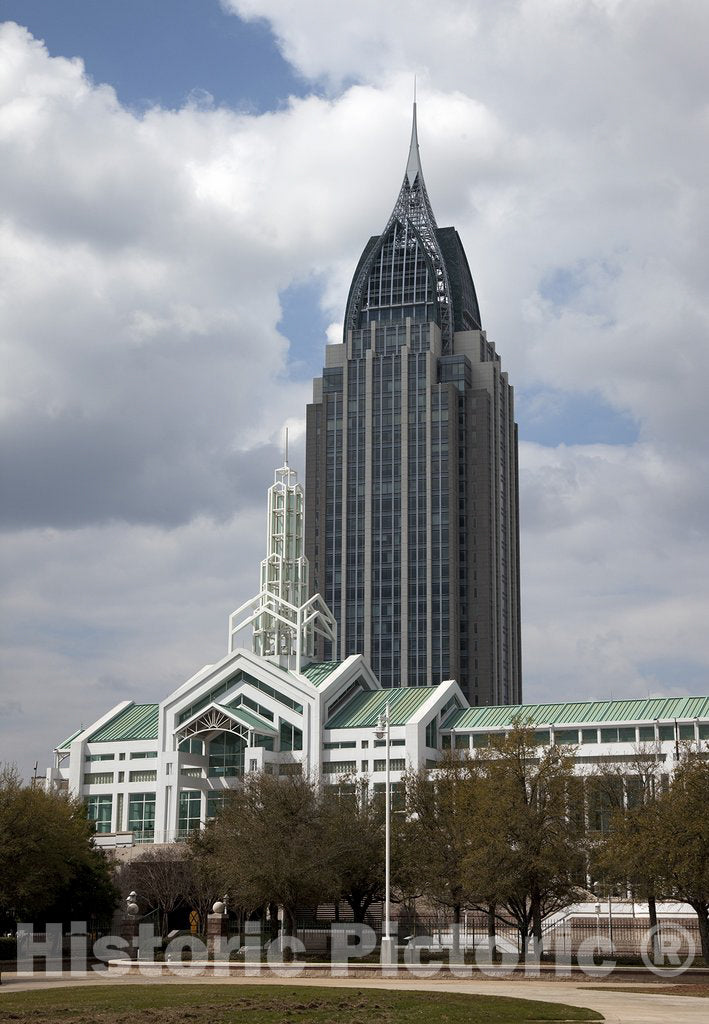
305, 105, 521, 706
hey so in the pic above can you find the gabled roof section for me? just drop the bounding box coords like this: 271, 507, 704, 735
300, 661, 342, 687
326, 686, 439, 729
88, 704, 159, 742
56, 727, 83, 751
442, 695, 709, 731
215, 703, 278, 734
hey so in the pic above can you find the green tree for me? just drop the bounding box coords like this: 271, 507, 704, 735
203, 772, 336, 948
403, 754, 479, 956
475, 727, 586, 957
653, 757, 709, 963
0, 764, 118, 927
591, 751, 664, 959
321, 780, 385, 923
40, 848, 119, 930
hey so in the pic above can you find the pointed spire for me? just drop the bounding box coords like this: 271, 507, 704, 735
405, 99, 423, 187
344, 97, 455, 352
390, 99, 438, 231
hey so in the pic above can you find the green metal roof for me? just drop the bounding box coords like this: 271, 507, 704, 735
215, 703, 278, 735
299, 661, 342, 687
326, 687, 438, 729
88, 703, 159, 742
56, 727, 83, 750
443, 695, 709, 732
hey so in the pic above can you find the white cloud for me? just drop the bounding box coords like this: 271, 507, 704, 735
0, 512, 262, 771
1, 5, 709, 775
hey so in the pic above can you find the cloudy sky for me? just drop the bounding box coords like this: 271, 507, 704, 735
1, 0, 708, 778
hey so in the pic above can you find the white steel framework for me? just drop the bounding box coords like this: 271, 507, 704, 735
228, 459, 337, 673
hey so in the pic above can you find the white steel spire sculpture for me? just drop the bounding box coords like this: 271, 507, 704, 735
228, 439, 337, 673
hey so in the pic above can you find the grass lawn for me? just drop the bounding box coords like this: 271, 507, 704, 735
0, 983, 603, 1022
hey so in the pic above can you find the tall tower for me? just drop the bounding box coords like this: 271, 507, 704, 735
305, 105, 521, 705
229, 456, 337, 673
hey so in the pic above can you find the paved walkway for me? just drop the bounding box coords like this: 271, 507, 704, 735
1, 971, 708, 1023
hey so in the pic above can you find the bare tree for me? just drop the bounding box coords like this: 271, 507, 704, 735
121, 846, 192, 937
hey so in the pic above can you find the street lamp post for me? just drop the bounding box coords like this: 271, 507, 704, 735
375, 702, 395, 966
594, 901, 601, 950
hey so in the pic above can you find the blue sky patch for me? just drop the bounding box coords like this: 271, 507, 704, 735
539, 258, 620, 319
638, 658, 709, 694
517, 386, 638, 447
539, 265, 586, 308
278, 277, 332, 380
1, 0, 306, 112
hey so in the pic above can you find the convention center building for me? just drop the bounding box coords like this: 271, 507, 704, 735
46, 461, 709, 849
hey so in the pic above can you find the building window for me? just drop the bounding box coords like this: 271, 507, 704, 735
178, 791, 202, 838
130, 751, 158, 759
658, 725, 674, 741
208, 732, 245, 777
425, 719, 437, 748
206, 793, 226, 819
581, 729, 598, 744
321, 761, 357, 775
373, 782, 405, 811
554, 729, 578, 745
86, 794, 112, 833
176, 670, 303, 725
84, 772, 113, 785
373, 758, 406, 772
325, 678, 365, 720
587, 778, 622, 833
128, 793, 156, 842
129, 770, 157, 783
179, 738, 204, 755
638, 726, 655, 742
234, 693, 274, 721
280, 721, 303, 752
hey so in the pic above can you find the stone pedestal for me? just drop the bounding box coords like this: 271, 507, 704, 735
207, 912, 228, 960
120, 915, 139, 958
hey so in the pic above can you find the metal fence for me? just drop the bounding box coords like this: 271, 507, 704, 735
221, 908, 701, 960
